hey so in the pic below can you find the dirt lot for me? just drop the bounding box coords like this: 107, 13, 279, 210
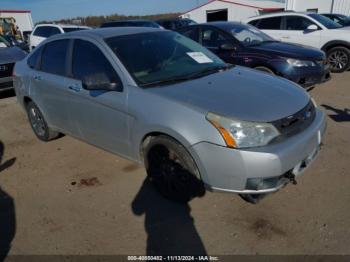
0, 73, 349, 257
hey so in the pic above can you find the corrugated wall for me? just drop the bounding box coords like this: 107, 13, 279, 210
332, 0, 350, 16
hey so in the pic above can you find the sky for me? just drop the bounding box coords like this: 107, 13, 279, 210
0, 0, 210, 22
1, 0, 285, 23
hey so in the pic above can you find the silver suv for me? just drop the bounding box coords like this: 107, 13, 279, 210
14, 28, 327, 203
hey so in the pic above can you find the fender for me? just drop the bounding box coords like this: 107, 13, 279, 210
321, 40, 350, 52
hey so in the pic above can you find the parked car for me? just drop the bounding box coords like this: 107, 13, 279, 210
321, 13, 350, 27
29, 24, 90, 50
156, 18, 197, 30
245, 12, 350, 73
14, 28, 326, 204
100, 20, 162, 29
178, 22, 330, 89
0, 35, 26, 92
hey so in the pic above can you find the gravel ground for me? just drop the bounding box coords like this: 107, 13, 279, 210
0, 72, 349, 257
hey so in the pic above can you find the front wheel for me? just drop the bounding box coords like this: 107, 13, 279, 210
26, 101, 60, 141
327, 46, 350, 73
144, 136, 205, 203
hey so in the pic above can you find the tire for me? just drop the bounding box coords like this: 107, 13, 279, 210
26, 101, 60, 142
254, 66, 275, 74
144, 135, 205, 203
239, 193, 268, 204
326, 46, 350, 73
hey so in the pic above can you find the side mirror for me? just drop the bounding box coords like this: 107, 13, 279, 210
83, 81, 122, 92
82, 74, 122, 92
220, 43, 236, 51
306, 24, 318, 31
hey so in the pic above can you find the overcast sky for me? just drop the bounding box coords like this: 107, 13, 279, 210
0, 0, 285, 22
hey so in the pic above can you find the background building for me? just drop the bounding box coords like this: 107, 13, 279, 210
285, 0, 350, 16
180, 0, 285, 23
0, 10, 34, 33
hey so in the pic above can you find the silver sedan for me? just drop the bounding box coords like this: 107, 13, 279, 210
13, 28, 326, 203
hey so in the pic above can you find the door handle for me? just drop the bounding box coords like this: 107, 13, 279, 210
281, 36, 290, 39
68, 84, 81, 92
33, 75, 42, 81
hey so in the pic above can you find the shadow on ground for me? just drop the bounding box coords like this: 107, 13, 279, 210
322, 104, 350, 122
0, 141, 16, 261
132, 178, 207, 256
0, 90, 15, 100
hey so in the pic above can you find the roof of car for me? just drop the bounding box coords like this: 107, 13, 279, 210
35, 23, 90, 28
245, 11, 312, 21
50, 27, 164, 40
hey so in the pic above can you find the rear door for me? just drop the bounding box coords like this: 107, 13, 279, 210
64, 39, 130, 156
252, 16, 283, 40
29, 39, 77, 134
281, 16, 321, 48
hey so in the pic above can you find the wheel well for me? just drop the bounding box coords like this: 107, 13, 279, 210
322, 43, 350, 53
254, 65, 276, 74
139, 132, 181, 162
23, 96, 32, 107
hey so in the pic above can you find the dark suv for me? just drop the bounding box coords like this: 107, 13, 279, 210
178, 22, 331, 89
321, 13, 350, 27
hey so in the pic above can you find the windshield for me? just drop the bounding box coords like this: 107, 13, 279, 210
0, 35, 10, 47
63, 27, 88, 33
106, 31, 227, 87
231, 24, 275, 46
308, 13, 343, 29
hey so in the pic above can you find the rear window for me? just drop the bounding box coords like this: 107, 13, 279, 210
62, 27, 87, 33
33, 26, 61, 38
255, 16, 282, 30
40, 39, 69, 76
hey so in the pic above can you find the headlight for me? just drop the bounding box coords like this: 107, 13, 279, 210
287, 58, 316, 67
206, 112, 280, 148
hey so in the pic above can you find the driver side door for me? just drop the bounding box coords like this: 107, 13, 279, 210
199, 26, 237, 64
65, 38, 131, 157
280, 16, 321, 48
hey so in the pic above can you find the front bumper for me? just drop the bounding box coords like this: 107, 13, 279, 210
280, 65, 331, 89
0, 76, 13, 92
190, 108, 327, 194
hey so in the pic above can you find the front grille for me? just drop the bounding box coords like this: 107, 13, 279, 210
0, 63, 15, 78
272, 101, 316, 138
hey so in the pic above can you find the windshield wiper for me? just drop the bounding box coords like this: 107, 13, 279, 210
140, 64, 234, 88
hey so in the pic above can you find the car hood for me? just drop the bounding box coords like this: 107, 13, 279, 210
249, 42, 325, 60
0, 46, 27, 64
147, 66, 310, 123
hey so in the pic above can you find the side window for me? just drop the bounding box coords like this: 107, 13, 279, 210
285, 16, 317, 30
180, 28, 199, 42
256, 16, 282, 30
33, 26, 61, 38
40, 39, 69, 76
33, 26, 50, 37
72, 39, 122, 91
27, 46, 43, 69
48, 27, 61, 37
248, 19, 261, 27
201, 28, 229, 49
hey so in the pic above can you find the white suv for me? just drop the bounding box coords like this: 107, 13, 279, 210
29, 24, 90, 51
245, 12, 350, 73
